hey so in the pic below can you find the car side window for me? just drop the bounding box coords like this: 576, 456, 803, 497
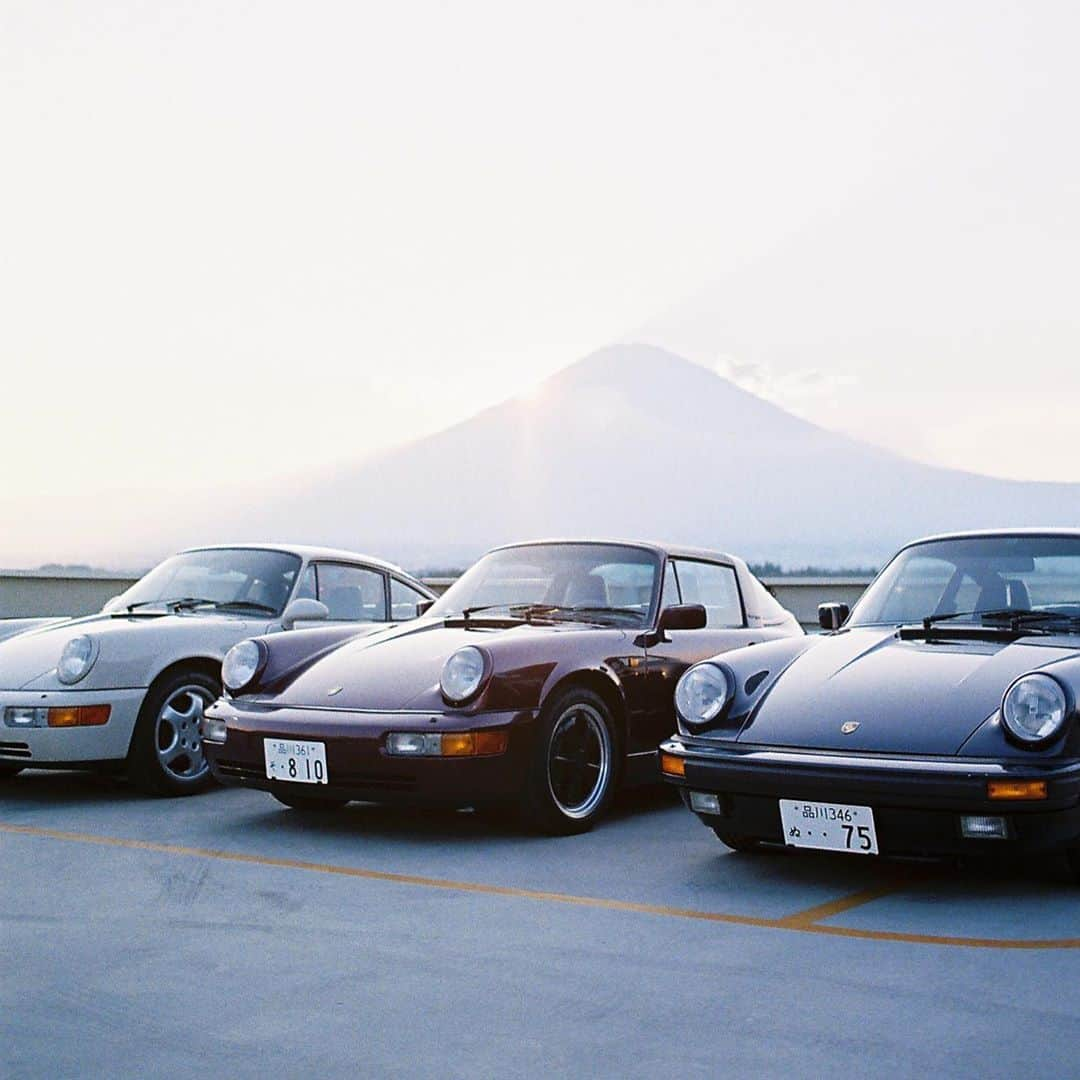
660, 561, 680, 610
672, 561, 744, 628
390, 578, 429, 620
315, 564, 388, 622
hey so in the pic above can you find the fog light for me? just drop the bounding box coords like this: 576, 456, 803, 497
4, 707, 48, 728
987, 780, 1048, 801
201, 716, 228, 744
660, 752, 685, 778
387, 732, 442, 756
961, 815, 1008, 839
689, 791, 721, 814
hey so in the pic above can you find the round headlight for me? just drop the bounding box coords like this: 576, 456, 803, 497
57, 635, 97, 685
1001, 674, 1069, 745
222, 639, 264, 694
440, 646, 487, 704
675, 663, 731, 727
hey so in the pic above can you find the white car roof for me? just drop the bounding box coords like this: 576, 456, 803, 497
180, 543, 412, 578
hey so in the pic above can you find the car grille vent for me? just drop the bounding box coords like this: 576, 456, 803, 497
332, 770, 416, 792
0, 741, 32, 759
215, 760, 262, 781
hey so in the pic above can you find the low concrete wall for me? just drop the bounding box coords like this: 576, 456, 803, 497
0, 569, 871, 629
762, 577, 871, 630
0, 570, 140, 619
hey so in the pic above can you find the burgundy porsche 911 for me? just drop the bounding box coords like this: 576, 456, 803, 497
201, 540, 801, 833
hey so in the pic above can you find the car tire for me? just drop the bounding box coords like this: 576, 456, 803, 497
271, 790, 350, 812
127, 669, 219, 796
712, 828, 765, 853
519, 687, 619, 836
0, 763, 24, 779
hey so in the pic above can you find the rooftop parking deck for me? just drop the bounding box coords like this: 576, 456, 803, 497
3, 773, 1078, 1079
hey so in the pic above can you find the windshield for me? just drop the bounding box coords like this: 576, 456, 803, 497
427, 543, 661, 626
849, 535, 1080, 630
115, 548, 303, 616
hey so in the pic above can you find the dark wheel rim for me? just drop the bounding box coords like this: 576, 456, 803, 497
155, 684, 214, 782
546, 702, 612, 819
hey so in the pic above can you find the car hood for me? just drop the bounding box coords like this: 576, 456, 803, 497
737, 627, 1080, 755
0, 611, 274, 691
273, 617, 627, 711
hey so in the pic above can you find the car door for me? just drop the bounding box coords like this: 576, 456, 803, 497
638, 558, 761, 748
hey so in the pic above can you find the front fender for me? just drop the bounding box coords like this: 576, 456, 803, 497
682, 635, 820, 737
237, 623, 386, 696
13, 616, 275, 692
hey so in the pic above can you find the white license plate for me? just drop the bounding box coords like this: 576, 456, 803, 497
779, 799, 878, 855
264, 738, 328, 784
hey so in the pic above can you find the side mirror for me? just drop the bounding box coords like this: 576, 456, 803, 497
282, 598, 330, 630
101, 595, 123, 614
658, 604, 707, 632
818, 602, 850, 631
416, 599, 435, 616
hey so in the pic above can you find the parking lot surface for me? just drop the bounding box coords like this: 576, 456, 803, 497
4, 772, 1080, 1079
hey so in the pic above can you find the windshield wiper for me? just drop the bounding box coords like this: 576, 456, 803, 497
212, 600, 279, 615
980, 609, 1080, 633
125, 596, 217, 613
915, 609, 1080, 636
542, 605, 646, 625
459, 604, 560, 622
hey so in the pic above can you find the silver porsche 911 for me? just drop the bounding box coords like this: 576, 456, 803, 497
0, 544, 434, 795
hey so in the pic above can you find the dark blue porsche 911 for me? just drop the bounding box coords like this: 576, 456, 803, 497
660, 530, 1080, 879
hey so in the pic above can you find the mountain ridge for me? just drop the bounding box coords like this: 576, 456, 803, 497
244, 344, 1080, 569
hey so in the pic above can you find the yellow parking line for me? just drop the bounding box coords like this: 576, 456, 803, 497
3, 822, 1078, 950
776, 880, 915, 929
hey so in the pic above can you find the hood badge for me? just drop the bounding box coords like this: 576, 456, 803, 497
327, 686, 343, 697
841, 721, 860, 735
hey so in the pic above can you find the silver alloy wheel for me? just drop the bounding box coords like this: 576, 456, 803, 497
155, 684, 213, 782
546, 702, 613, 819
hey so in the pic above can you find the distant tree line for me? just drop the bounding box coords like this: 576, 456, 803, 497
749, 562, 878, 578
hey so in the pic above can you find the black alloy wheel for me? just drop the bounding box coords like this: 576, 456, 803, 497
520, 687, 619, 836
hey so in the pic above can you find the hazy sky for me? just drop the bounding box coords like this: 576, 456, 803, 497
3, 1, 1078, 566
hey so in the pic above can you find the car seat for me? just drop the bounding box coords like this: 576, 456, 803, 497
321, 586, 366, 621
563, 572, 608, 608
977, 577, 1031, 612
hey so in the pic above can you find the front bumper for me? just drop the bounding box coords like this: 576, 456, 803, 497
203, 699, 537, 805
0, 687, 146, 766
660, 736, 1080, 856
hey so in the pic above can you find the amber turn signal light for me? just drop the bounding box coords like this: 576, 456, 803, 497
47, 705, 111, 728
437, 731, 510, 756
474, 730, 509, 755
987, 779, 1048, 801
441, 732, 476, 756
660, 752, 686, 778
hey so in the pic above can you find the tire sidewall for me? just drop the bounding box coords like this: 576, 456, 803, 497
128, 669, 220, 796
521, 687, 620, 835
